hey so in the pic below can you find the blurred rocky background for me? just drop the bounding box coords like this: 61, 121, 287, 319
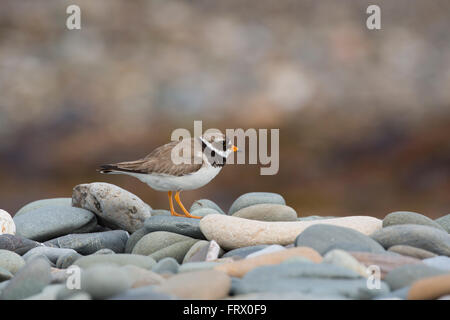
0, 0, 449, 218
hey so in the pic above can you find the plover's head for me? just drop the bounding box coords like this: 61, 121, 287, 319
199, 132, 238, 159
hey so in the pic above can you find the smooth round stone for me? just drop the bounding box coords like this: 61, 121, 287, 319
23, 246, 77, 264
109, 286, 176, 300
56, 251, 83, 269
222, 245, 269, 259
143, 215, 205, 239
435, 214, 450, 233
152, 257, 179, 274
190, 208, 222, 218
155, 269, 231, 299
200, 214, 382, 250
323, 249, 368, 277
215, 247, 323, 278
371, 224, 450, 256
149, 239, 198, 263
93, 248, 116, 255
13, 206, 97, 242
233, 261, 389, 299
408, 274, 450, 300
228, 192, 286, 215
183, 240, 223, 263
349, 252, 423, 279
74, 254, 156, 270
44, 230, 129, 254
0, 210, 15, 235
0, 249, 25, 274
423, 256, 450, 271
232, 204, 297, 222
0, 257, 52, 300
183, 240, 209, 263
246, 245, 286, 258
132, 231, 199, 263
295, 224, 386, 255
383, 211, 446, 231
80, 265, 132, 299
120, 265, 165, 288
190, 199, 225, 215
0, 234, 42, 255
0, 267, 13, 282
150, 209, 171, 216
15, 198, 72, 217
72, 182, 152, 233
384, 264, 447, 290
125, 228, 148, 253
178, 261, 223, 273
297, 216, 336, 221
24, 284, 67, 300
388, 245, 437, 259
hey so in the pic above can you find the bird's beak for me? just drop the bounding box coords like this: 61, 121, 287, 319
232, 145, 239, 152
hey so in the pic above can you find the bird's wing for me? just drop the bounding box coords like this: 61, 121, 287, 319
100, 138, 204, 176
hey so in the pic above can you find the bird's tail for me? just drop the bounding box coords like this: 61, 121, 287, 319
98, 164, 120, 174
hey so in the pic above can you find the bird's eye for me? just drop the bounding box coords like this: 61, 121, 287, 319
211, 150, 216, 157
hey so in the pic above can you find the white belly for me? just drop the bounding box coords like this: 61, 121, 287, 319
123, 166, 222, 191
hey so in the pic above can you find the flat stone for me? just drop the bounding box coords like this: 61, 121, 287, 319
349, 252, 423, 279
228, 192, 286, 215
0, 249, 25, 274
120, 265, 165, 288
0, 209, 15, 235
215, 247, 322, 278
383, 211, 445, 231
80, 265, 132, 299
233, 261, 389, 299
232, 204, 297, 222
44, 230, 129, 254
25, 284, 66, 300
0, 234, 42, 255
200, 214, 382, 250
13, 206, 97, 242
423, 256, 450, 271
0, 257, 52, 300
435, 214, 450, 233
72, 182, 152, 233
109, 285, 176, 300
182, 240, 209, 263
371, 224, 450, 256
388, 245, 437, 259
149, 239, 198, 263
384, 264, 447, 290
408, 274, 450, 300
152, 257, 179, 274
93, 248, 116, 255
190, 199, 225, 215
74, 254, 156, 270
178, 261, 223, 273
125, 227, 148, 253
15, 198, 72, 217
23, 246, 78, 264
56, 252, 83, 269
246, 245, 286, 258
132, 231, 199, 263
190, 208, 223, 218
323, 249, 368, 277
0, 267, 13, 282
155, 269, 231, 299
222, 245, 270, 259
295, 224, 385, 255
143, 215, 205, 239
150, 209, 171, 216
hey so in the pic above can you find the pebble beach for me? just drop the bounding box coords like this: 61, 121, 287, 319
1, 182, 449, 300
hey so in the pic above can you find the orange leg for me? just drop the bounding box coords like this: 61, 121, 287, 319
174, 191, 202, 219
168, 191, 185, 217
